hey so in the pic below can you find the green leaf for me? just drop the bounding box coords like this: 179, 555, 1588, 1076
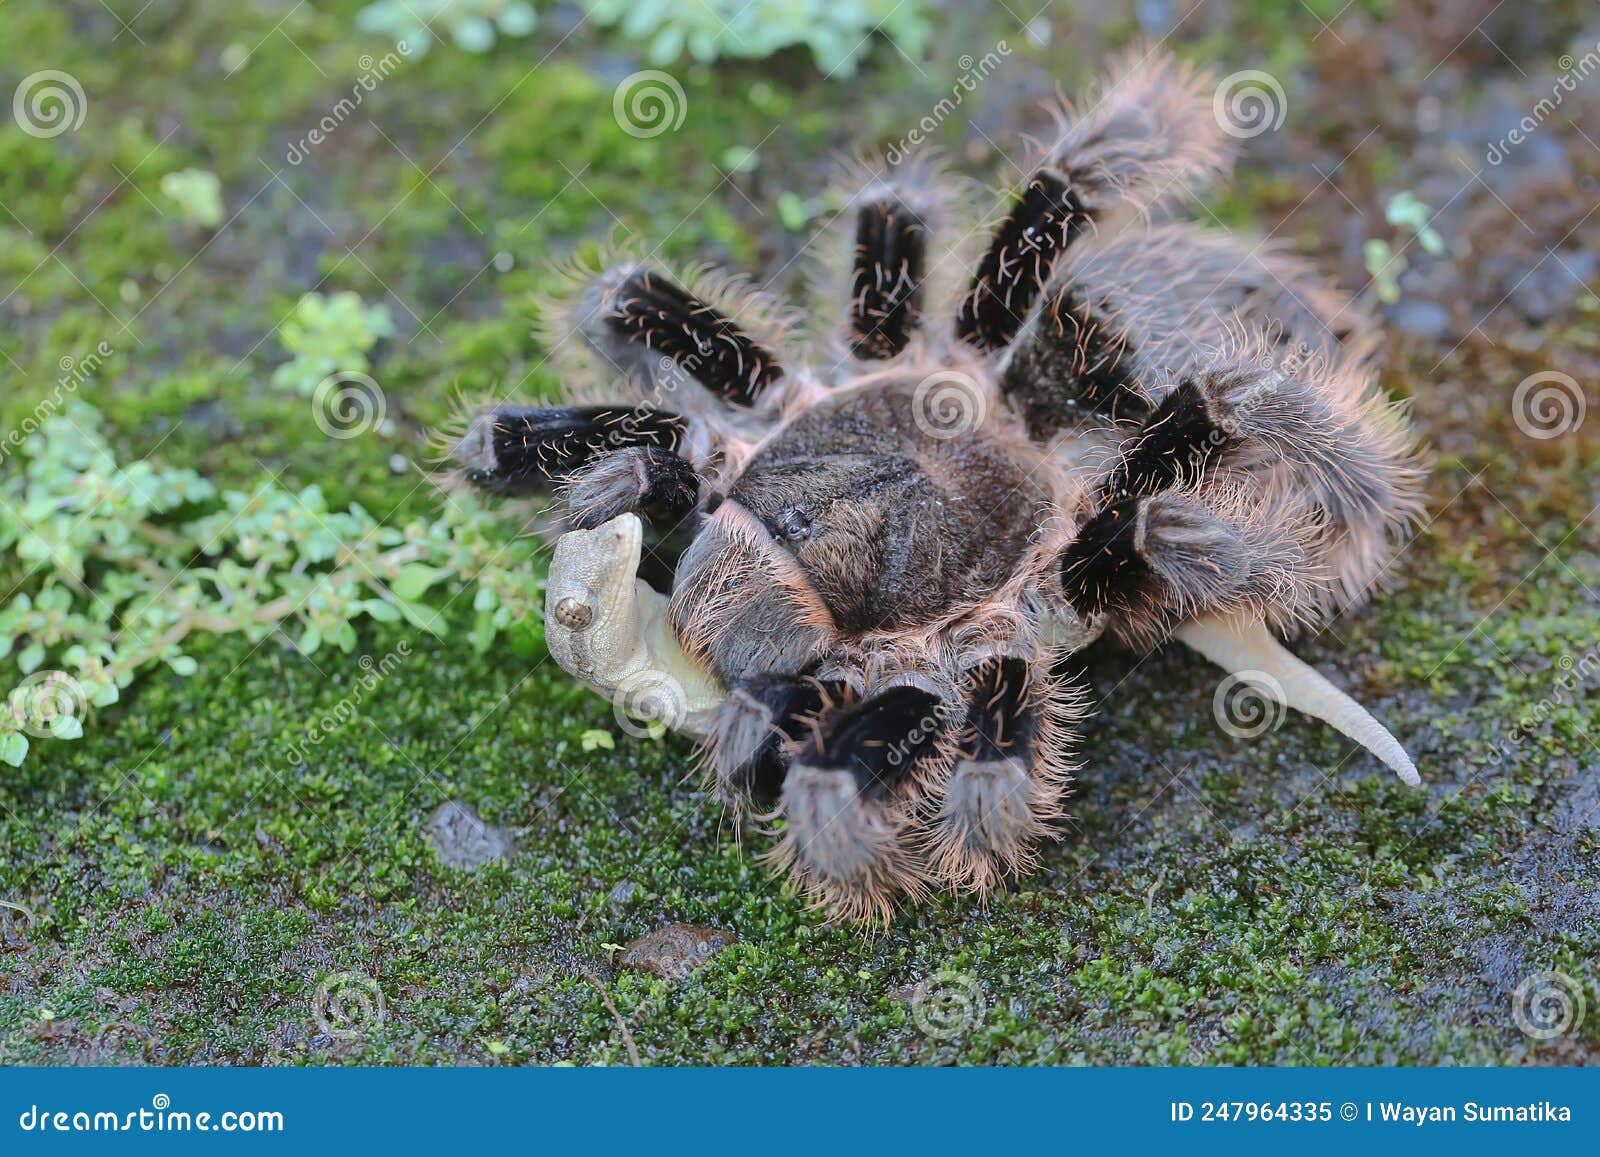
0, 732, 27, 767
470, 606, 496, 652
391, 563, 448, 602
394, 599, 448, 637
361, 599, 402, 622
18, 643, 46, 675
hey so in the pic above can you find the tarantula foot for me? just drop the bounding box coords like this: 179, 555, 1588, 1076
924, 654, 1065, 894
773, 764, 920, 923
544, 513, 725, 738
768, 685, 943, 922
928, 755, 1044, 893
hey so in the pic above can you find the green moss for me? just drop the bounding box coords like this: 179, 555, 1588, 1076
3, 0, 1598, 1067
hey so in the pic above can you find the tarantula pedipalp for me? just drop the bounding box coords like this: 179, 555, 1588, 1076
449, 49, 1426, 922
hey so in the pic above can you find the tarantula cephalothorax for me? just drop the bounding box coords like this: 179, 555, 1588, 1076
450, 50, 1426, 921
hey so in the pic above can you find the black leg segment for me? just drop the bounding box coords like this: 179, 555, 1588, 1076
848, 195, 927, 360
589, 267, 783, 407
564, 445, 701, 529
956, 172, 1090, 354
457, 405, 687, 497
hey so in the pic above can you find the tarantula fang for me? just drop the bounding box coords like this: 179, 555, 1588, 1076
447, 48, 1426, 922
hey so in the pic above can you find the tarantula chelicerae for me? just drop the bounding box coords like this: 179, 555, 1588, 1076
450, 50, 1426, 921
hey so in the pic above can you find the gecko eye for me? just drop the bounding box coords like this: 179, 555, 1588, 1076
772, 505, 813, 542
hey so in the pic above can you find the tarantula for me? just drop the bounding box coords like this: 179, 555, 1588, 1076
449, 49, 1426, 921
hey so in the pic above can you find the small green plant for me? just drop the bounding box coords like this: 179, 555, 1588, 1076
1, 403, 542, 768
357, 0, 537, 55
583, 0, 932, 75
159, 169, 225, 229
1363, 191, 1446, 305
271, 291, 395, 396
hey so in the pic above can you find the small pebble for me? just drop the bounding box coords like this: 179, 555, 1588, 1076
425, 801, 513, 869
1509, 248, 1596, 324
1387, 299, 1452, 340
615, 924, 735, 980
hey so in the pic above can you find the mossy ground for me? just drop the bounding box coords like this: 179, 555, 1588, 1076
2, 1, 1597, 1065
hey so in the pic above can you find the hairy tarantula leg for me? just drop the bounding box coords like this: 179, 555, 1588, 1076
1096, 359, 1421, 528
998, 283, 1150, 438
1058, 493, 1305, 643
957, 50, 1229, 353
563, 445, 700, 530
1095, 379, 1226, 502
1084, 345, 1423, 617
1177, 614, 1421, 786
582, 265, 783, 408
544, 513, 724, 738
773, 685, 948, 922
455, 405, 686, 497
956, 172, 1091, 355
926, 654, 1072, 893
846, 191, 928, 360
708, 673, 835, 810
